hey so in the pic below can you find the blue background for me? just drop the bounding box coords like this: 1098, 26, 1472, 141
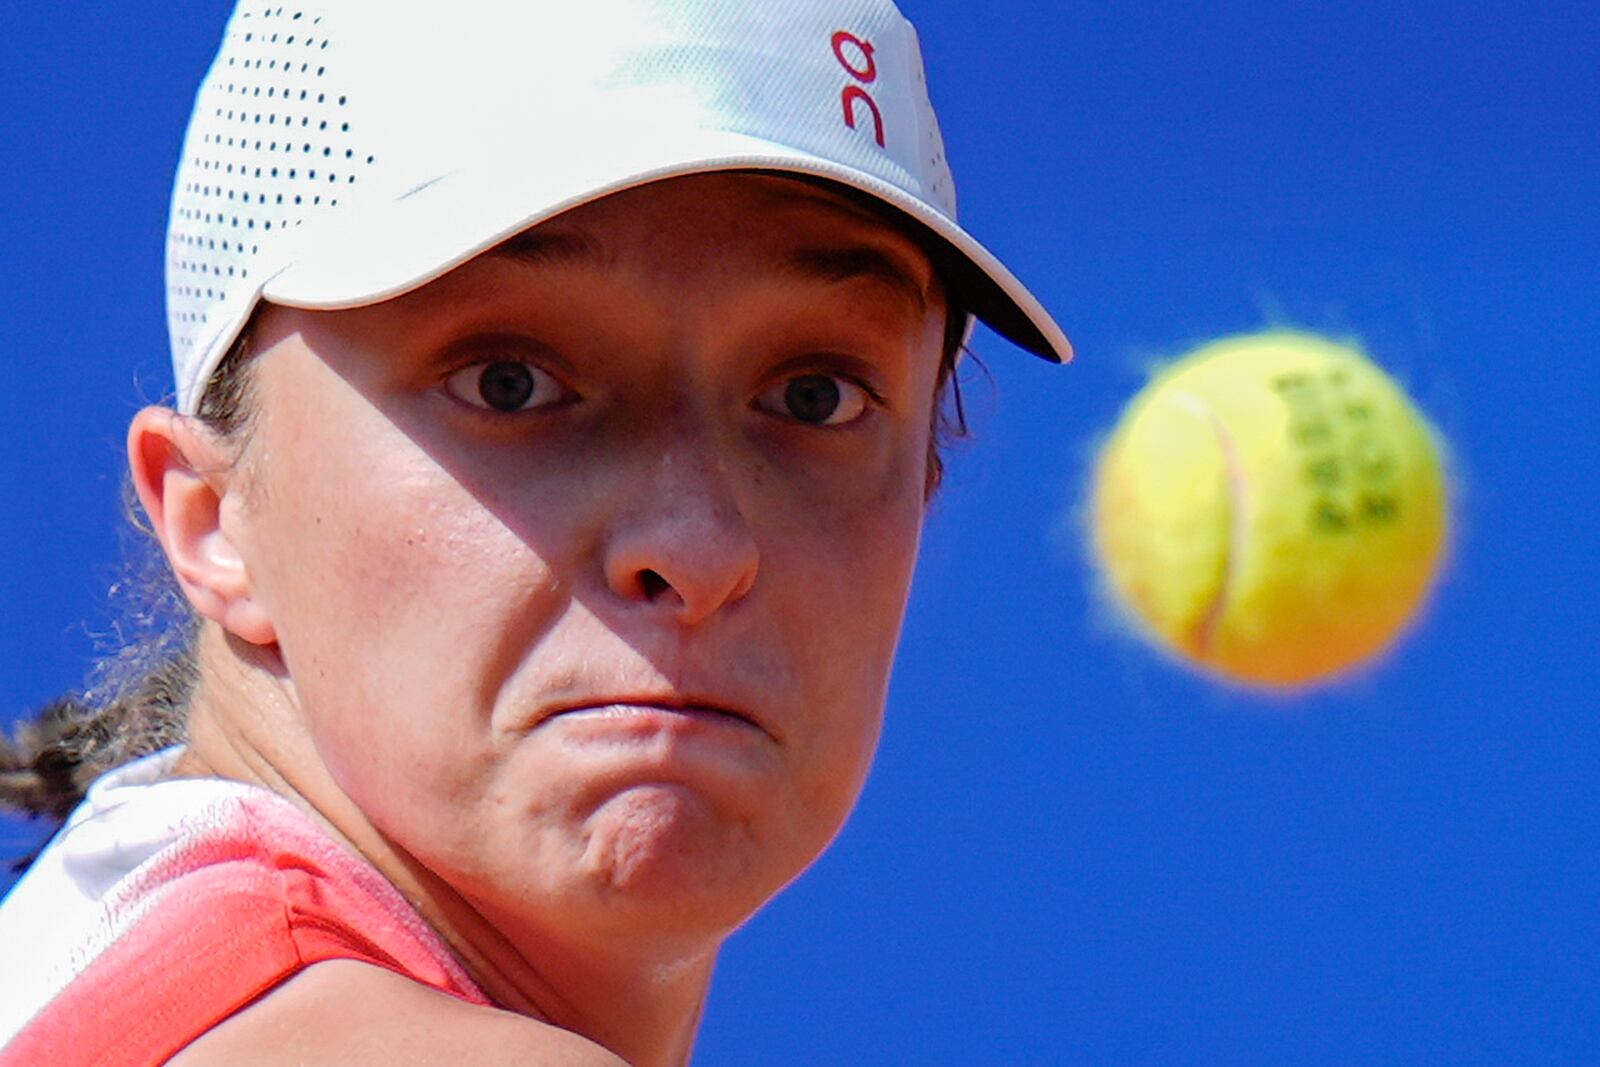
3, 2, 1597, 1062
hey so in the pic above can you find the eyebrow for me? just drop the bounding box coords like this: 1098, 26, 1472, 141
783, 246, 930, 318
486, 230, 930, 317
489, 229, 606, 268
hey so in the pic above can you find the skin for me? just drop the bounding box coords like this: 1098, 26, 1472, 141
132, 173, 949, 1066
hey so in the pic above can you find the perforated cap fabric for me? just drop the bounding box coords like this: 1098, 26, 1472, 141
168, 0, 1072, 413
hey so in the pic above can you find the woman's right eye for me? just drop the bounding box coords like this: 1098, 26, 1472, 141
444, 360, 568, 413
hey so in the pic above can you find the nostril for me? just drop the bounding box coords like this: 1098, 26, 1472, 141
637, 569, 671, 600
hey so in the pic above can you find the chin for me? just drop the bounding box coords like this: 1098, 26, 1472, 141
575, 783, 798, 934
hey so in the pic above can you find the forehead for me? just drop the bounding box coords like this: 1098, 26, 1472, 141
526, 172, 925, 244
249, 172, 947, 373
478, 173, 940, 312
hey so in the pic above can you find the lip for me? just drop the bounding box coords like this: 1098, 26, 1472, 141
537, 696, 777, 743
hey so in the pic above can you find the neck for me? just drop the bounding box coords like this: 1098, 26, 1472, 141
176, 625, 718, 1067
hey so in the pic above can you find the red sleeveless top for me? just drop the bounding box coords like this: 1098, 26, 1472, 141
0, 758, 489, 1066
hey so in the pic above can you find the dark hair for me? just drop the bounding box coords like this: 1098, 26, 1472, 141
1, 295, 972, 859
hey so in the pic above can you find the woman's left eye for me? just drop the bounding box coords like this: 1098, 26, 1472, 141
444, 360, 567, 412
755, 373, 873, 426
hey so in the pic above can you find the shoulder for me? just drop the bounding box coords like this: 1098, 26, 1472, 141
167, 959, 628, 1066
2, 766, 504, 1063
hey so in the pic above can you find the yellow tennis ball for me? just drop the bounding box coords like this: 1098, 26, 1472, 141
1091, 330, 1450, 688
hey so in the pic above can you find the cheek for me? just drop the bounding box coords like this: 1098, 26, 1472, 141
244, 405, 561, 813
769, 438, 928, 802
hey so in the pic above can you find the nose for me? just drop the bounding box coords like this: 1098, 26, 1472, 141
602, 450, 760, 627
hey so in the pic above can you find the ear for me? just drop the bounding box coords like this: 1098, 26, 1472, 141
127, 407, 277, 646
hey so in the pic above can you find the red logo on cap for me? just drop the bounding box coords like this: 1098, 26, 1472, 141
832, 30, 885, 149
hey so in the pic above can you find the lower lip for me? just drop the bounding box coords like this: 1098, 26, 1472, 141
545, 704, 761, 737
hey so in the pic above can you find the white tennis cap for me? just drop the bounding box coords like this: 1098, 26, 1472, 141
167, 0, 1072, 414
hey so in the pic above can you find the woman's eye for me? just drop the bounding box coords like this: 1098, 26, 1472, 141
757, 373, 871, 426
444, 360, 566, 412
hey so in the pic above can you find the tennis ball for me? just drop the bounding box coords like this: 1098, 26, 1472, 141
1090, 330, 1450, 688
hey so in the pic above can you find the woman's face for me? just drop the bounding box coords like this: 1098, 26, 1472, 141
228, 173, 947, 952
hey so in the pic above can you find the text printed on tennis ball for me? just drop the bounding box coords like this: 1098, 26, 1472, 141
1271, 367, 1402, 536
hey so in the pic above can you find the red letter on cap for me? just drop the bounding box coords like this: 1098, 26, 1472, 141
841, 85, 886, 147
831, 31, 878, 83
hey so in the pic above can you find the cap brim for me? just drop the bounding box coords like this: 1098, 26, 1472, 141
257, 128, 1069, 361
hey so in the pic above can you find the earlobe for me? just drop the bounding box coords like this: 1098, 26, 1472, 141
127, 407, 277, 646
